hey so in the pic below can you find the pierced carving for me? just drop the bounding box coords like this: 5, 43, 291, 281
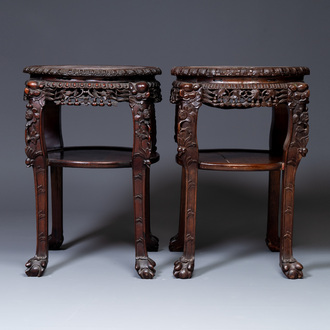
25, 80, 161, 107
203, 87, 288, 108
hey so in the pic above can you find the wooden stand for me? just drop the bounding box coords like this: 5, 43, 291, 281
23, 65, 161, 278
169, 66, 310, 279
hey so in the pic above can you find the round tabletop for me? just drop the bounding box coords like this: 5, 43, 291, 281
171, 66, 310, 78
23, 65, 162, 78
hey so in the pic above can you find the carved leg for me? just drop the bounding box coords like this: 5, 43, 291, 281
48, 166, 64, 250
278, 83, 309, 279
171, 82, 201, 279
173, 166, 198, 279
145, 166, 159, 252
25, 158, 49, 277
133, 163, 156, 279
24, 83, 49, 277
130, 82, 156, 279
169, 166, 186, 252
279, 166, 303, 279
266, 170, 280, 252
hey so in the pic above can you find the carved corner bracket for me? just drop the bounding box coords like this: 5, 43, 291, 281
24, 81, 46, 167
129, 82, 154, 165
171, 83, 202, 165
287, 83, 310, 165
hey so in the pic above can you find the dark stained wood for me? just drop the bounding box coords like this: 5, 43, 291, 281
266, 170, 281, 252
170, 66, 310, 279
197, 149, 283, 171
23, 65, 161, 278
49, 166, 63, 250
169, 167, 186, 252
47, 147, 160, 168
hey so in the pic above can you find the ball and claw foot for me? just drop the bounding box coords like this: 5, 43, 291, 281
265, 237, 280, 252
281, 259, 303, 279
146, 234, 159, 252
25, 256, 48, 277
48, 234, 64, 250
173, 257, 194, 279
169, 233, 184, 252
135, 257, 156, 279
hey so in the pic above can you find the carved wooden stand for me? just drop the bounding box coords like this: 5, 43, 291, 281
169, 66, 310, 279
23, 65, 161, 278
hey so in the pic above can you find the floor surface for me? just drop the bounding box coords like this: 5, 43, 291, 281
1, 179, 329, 330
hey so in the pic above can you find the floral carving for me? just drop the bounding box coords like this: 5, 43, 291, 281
203, 87, 288, 108
129, 82, 153, 164
24, 81, 45, 167
171, 83, 202, 162
288, 83, 310, 159
25, 80, 161, 107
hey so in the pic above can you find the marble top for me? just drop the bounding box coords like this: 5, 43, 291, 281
171, 66, 310, 78
23, 65, 162, 78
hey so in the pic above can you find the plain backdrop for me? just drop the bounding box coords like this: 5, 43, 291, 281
0, 1, 330, 330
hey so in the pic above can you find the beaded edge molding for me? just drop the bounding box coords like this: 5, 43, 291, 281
23, 66, 162, 77
171, 66, 310, 77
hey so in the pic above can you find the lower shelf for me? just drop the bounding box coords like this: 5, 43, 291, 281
47, 146, 160, 168
178, 149, 284, 171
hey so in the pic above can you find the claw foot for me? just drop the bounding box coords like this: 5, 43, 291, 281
146, 234, 159, 252
173, 257, 194, 279
281, 259, 303, 279
135, 257, 156, 279
25, 256, 48, 277
265, 237, 280, 252
169, 233, 183, 252
48, 234, 64, 250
